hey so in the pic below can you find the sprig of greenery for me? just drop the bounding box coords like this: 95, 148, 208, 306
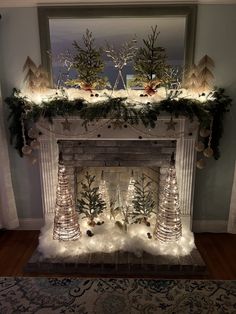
5, 88, 231, 159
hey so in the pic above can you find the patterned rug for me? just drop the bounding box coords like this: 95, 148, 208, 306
0, 277, 236, 313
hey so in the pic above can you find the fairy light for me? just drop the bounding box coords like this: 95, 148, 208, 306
126, 170, 135, 209
154, 155, 182, 243
53, 158, 81, 241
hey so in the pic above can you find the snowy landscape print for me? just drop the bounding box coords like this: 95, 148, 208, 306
49, 17, 186, 88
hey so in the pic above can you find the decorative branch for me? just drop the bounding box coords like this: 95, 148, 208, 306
5, 87, 232, 160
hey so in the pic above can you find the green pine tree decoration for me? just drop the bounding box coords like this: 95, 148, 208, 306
133, 25, 168, 95
77, 172, 106, 226
132, 174, 155, 225
66, 29, 109, 91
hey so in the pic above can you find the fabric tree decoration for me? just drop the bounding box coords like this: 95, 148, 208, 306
154, 154, 182, 242
184, 64, 200, 93
53, 157, 81, 241
132, 174, 155, 225
77, 172, 106, 226
23, 56, 49, 92
197, 55, 215, 93
23, 57, 38, 92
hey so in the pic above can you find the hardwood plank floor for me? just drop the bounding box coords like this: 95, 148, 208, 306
0, 230, 236, 279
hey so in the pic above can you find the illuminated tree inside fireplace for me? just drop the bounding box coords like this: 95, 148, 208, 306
132, 174, 155, 225
53, 158, 81, 241
154, 156, 182, 242
77, 172, 106, 226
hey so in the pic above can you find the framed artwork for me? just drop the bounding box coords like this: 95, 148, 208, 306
38, 5, 197, 88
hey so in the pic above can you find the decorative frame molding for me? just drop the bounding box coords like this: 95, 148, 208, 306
37, 4, 197, 86
0, 1, 236, 8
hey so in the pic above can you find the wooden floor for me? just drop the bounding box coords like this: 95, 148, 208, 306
0, 230, 236, 279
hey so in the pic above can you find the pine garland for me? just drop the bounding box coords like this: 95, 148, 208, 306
5, 87, 231, 159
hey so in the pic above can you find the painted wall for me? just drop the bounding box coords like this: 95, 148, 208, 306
0, 8, 43, 219
0, 5, 235, 225
193, 5, 236, 225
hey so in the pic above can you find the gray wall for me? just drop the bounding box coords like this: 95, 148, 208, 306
193, 5, 236, 222
0, 8, 43, 218
0, 5, 235, 222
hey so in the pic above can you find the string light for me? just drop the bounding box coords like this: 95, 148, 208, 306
53, 158, 81, 241
98, 170, 110, 212
154, 157, 182, 243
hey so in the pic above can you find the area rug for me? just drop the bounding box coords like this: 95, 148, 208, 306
0, 278, 236, 313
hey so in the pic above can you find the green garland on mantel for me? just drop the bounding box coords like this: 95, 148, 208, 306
6, 88, 231, 159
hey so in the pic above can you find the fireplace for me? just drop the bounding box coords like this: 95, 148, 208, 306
37, 116, 198, 222
36, 116, 198, 258
58, 139, 176, 210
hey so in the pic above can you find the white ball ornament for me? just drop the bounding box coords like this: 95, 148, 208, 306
195, 141, 205, 152
28, 128, 39, 139
203, 147, 214, 158
199, 128, 211, 138
22, 145, 32, 155
30, 139, 40, 149
196, 159, 205, 169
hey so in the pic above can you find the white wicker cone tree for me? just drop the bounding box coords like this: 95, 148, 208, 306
154, 153, 182, 242
53, 154, 81, 241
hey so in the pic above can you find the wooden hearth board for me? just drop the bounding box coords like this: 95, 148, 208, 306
24, 248, 207, 277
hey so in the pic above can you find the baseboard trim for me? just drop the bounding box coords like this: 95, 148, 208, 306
192, 220, 228, 233
18, 218, 44, 230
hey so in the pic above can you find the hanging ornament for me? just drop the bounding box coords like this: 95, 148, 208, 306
195, 141, 205, 152
61, 118, 72, 131
199, 128, 211, 138
30, 139, 40, 149
203, 147, 214, 158
28, 127, 39, 139
165, 116, 177, 131
203, 119, 214, 158
22, 145, 32, 155
196, 159, 205, 169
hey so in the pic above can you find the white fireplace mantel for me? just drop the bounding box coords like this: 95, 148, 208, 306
37, 116, 198, 230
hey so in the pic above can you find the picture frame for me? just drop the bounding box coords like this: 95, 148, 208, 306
38, 4, 197, 87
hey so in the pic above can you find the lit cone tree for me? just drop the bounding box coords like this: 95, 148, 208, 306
154, 153, 182, 242
53, 155, 81, 241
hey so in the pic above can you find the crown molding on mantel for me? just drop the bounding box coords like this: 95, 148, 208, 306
0, 0, 236, 8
